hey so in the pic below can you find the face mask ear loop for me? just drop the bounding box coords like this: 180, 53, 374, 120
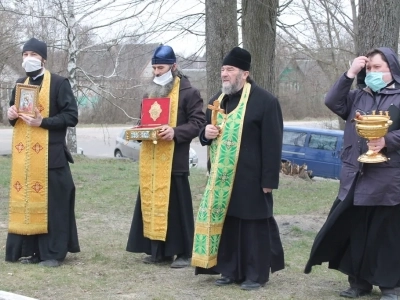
380, 72, 394, 90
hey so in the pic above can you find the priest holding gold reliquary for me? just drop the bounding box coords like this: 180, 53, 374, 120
126, 45, 206, 268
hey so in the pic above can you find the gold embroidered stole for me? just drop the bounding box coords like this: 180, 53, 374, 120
139, 77, 180, 241
192, 82, 251, 268
8, 70, 51, 235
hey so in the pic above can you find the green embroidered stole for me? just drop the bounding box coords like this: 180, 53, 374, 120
192, 82, 251, 268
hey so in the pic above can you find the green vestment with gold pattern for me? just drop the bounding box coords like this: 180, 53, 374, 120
192, 82, 251, 268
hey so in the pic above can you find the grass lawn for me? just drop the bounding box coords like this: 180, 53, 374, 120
0, 156, 381, 299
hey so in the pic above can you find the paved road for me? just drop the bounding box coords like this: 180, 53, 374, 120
0, 126, 208, 169
0, 121, 333, 170
0, 291, 37, 300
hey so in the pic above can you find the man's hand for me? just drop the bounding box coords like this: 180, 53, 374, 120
355, 111, 364, 120
263, 188, 272, 193
19, 108, 43, 127
158, 125, 175, 141
367, 137, 385, 153
7, 105, 19, 120
347, 56, 368, 79
204, 124, 220, 140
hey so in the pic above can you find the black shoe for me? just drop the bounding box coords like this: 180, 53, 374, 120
215, 276, 235, 286
142, 255, 173, 264
240, 280, 264, 290
39, 259, 61, 267
340, 287, 371, 298
170, 256, 190, 268
20, 257, 40, 264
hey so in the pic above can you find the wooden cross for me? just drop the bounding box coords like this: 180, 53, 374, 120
207, 100, 225, 125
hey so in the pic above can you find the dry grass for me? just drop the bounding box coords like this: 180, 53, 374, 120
0, 156, 382, 299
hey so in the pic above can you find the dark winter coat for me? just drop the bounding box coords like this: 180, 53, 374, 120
325, 47, 400, 206
9, 73, 78, 169
171, 75, 206, 172
199, 80, 283, 219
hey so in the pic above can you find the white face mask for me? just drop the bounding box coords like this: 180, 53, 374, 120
153, 70, 173, 86
22, 57, 42, 72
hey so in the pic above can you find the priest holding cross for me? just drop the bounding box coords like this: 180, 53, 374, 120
207, 100, 225, 126
193, 47, 285, 290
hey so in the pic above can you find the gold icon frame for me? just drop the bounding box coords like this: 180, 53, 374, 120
15, 83, 40, 117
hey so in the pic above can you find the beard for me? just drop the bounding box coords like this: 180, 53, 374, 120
148, 79, 175, 98
221, 70, 244, 95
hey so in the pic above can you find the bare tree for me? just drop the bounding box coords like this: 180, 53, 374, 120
356, 0, 400, 55
277, 0, 400, 124
279, 0, 355, 82
0, 11, 21, 124
0, 0, 168, 152
205, 0, 238, 100
242, 0, 279, 94
277, 0, 356, 126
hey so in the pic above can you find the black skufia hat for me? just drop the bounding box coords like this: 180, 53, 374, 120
222, 47, 251, 71
22, 38, 47, 60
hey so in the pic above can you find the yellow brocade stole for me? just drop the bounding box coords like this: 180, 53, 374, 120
139, 77, 180, 241
8, 70, 51, 235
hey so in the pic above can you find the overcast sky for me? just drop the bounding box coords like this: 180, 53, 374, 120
79, 0, 205, 57
79, 0, 354, 58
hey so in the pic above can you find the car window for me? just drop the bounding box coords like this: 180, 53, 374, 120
120, 130, 127, 140
309, 134, 337, 151
283, 131, 307, 146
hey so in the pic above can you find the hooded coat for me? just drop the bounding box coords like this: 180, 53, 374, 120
326, 47, 400, 206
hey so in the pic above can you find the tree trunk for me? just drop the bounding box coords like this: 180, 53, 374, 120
356, 0, 400, 55
66, 0, 78, 154
242, 0, 278, 94
205, 0, 238, 100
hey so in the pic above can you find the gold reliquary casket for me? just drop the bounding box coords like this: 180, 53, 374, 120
125, 97, 171, 144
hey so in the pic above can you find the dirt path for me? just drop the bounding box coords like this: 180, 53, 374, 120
276, 214, 327, 235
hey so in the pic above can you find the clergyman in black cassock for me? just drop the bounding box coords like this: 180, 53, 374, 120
193, 47, 285, 290
126, 45, 206, 268
5, 37, 80, 268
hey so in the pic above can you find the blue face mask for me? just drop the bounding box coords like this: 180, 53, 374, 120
365, 72, 390, 92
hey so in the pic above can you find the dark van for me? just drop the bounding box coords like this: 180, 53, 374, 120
281, 126, 344, 179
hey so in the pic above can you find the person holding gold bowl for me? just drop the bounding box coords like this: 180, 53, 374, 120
305, 47, 400, 300
354, 110, 393, 163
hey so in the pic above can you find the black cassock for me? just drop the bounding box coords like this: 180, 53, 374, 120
6, 166, 80, 261
305, 177, 400, 289
126, 76, 206, 260
195, 80, 285, 285
126, 173, 194, 259
6, 73, 80, 262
